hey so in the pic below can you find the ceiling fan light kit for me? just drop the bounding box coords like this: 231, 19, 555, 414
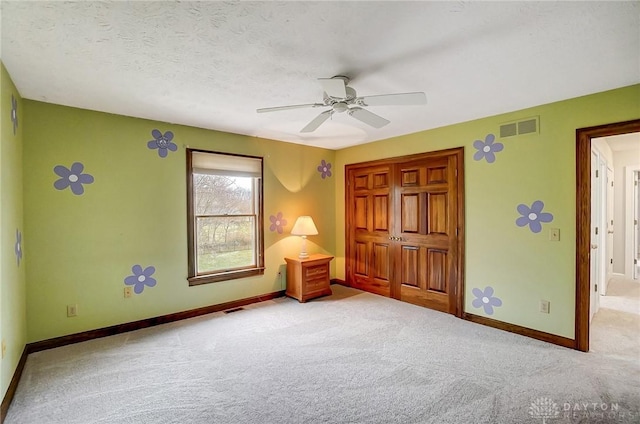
257, 76, 427, 133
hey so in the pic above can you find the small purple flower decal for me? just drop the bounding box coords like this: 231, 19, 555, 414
15, 229, 22, 266
516, 200, 554, 233
473, 133, 503, 163
147, 129, 177, 158
317, 160, 332, 179
124, 265, 157, 294
54, 162, 95, 195
11, 94, 18, 135
472, 286, 502, 315
269, 212, 287, 234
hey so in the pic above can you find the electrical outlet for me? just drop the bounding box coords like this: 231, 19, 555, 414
539, 300, 550, 314
1, 339, 6, 359
549, 228, 560, 241
124, 287, 133, 298
67, 304, 78, 317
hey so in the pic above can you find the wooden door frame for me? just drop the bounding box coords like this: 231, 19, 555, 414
575, 119, 640, 352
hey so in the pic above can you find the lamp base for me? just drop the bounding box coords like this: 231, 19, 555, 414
298, 236, 309, 260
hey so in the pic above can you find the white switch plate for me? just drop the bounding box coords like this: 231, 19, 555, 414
549, 228, 560, 241
539, 300, 550, 314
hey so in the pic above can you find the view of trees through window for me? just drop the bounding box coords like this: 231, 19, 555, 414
194, 173, 256, 274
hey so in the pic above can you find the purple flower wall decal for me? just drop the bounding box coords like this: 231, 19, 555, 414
124, 265, 157, 294
53, 162, 95, 195
516, 200, 554, 233
11, 94, 18, 135
15, 229, 22, 266
147, 129, 177, 158
473, 133, 503, 163
269, 212, 287, 234
472, 286, 502, 315
317, 160, 332, 179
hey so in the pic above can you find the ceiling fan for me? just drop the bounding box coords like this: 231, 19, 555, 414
257, 76, 427, 133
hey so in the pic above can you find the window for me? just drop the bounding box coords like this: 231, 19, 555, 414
187, 149, 264, 285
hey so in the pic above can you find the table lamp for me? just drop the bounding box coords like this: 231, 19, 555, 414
291, 216, 318, 259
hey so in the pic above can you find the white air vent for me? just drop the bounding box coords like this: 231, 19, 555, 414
499, 116, 539, 138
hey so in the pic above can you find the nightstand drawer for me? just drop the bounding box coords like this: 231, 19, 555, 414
306, 276, 328, 292
305, 265, 328, 280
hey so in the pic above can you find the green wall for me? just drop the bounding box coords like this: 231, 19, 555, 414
8, 59, 640, 355
1, 63, 27, 400
23, 101, 336, 342
335, 84, 640, 339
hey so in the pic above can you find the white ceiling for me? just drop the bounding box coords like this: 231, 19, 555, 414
604, 132, 640, 152
1, 1, 638, 150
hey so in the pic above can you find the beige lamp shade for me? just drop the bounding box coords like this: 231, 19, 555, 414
291, 216, 318, 236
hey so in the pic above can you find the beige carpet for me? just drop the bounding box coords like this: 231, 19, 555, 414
6, 284, 640, 424
590, 276, 640, 361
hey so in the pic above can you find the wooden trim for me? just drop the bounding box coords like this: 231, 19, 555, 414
186, 148, 196, 279
463, 313, 574, 349
188, 267, 265, 286
575, 119, 640, 352
454, 148, 465, 318
343, 146, 467, 170
27, 290, 285, 354
1, 346, 28, 423
331, 278, 348, 286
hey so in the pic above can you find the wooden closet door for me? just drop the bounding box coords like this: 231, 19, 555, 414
393, 154, 459, 314
345, 148, 463, 316
346, 165, 394, 297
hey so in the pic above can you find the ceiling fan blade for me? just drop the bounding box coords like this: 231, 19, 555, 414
301, 110, 333, 133
257, 103, 324, 113
359, 92, 427, 106
318, 78, 347, 98
348, 107, 390, 129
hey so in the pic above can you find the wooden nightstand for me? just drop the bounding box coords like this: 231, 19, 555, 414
284, 254, 334, 302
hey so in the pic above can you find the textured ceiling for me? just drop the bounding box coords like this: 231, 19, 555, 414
1, 1, 639, 150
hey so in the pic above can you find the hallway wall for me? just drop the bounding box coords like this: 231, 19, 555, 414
612, 147, 640, 277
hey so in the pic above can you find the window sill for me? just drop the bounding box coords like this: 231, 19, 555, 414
188, 268, 265, 286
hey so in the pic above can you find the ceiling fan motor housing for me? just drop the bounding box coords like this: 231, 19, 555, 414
333, 102, 349, 113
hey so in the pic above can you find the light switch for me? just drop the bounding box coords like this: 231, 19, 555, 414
549, 228, 560, 241
539, 300, 550, 314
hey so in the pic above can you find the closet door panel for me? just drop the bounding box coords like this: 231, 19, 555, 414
347, 166, 393, 297
396, 155, 458, 314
